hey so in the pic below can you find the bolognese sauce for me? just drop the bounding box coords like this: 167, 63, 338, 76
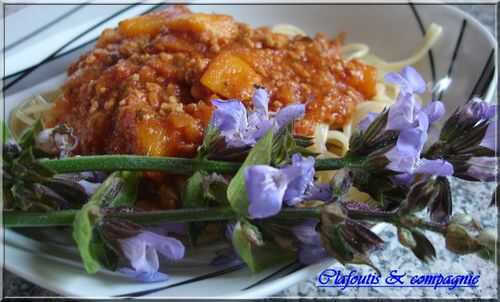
47, 5, 376, 159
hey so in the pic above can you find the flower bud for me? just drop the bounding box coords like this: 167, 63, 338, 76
399, 179, 438, 216
329, 169, 353, 200
428, 177, 452, 223
397, 227, 417, 249
407, 229, 436, 262
476, 228, 497, 251
445, 223, 481, 255
450, 213, 473, 226
241, 221, 264, 247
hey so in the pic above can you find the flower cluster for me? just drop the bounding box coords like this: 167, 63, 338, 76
428, 97, 497, 181
211, 88, 305, 148
357, 66, 454, 185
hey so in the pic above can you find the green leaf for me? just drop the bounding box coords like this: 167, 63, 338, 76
197, 124, 221, 159
227, 130, 274, 216
183, 171, 207, 208
18, 119, 43, 150
73, 202, 102, 273
203, 174, 229, 205
232, 221, 294, 272
183, 171, 209, 246
72, 171, 138, 273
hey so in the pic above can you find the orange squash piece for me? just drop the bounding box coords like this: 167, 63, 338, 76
201, 52, 262, 100
135, 119, 170, 156
166, 13, 238, 41
118, 15, 166, 37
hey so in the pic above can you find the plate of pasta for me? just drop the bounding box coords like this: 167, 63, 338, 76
3, 4, 497, 298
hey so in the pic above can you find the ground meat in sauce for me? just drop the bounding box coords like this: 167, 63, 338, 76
47, 5, 377, 159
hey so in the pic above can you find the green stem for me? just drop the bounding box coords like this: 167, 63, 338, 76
3, 207, 321, 228
41, 156, 241, 175
40, 155, 362, 174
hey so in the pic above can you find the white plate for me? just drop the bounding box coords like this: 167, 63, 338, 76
3, 3, 496, 298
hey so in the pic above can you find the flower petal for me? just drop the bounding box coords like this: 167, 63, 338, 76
466, 157, 498, 181
386, 93, 418, 131
274, 104, 305, 130
415, 159, 454, 176
247, 113, 273, 141
304, 183, 333, 202
292, 219, 321, 245
119, 234, 159, 273
385, 66, 426, 94
480, 120, 497, 151
384, 72, 407, 88
386, 128, 424, 173
252, 87, 269, 117
358, 112, 379, 132
400, 66, 426, 94
211, 99, 248, 133
119, 267, 169, 283
245, 165, 290, 218
137, 231, 185, 261
423, 101, 445, 124
77, 180, 101, 195
283, 154, 315, 205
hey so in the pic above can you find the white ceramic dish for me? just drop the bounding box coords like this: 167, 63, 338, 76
3, 3, 496, 298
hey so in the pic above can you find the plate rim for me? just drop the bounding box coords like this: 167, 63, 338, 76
3, 3, 497, 298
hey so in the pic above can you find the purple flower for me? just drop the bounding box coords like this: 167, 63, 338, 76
283, 154, 315, 205
245, 154, 329, 218
386, 92, 424, 131
480, 120, 497, 151
245, 165, 296, 218
118, 231, 185, 283
274, 104, 306, 130
465, 157, 498, 181
461, 97, 497, 122
211, 88, 305, 148
303, 183, 333, 202
358, 112, 379, 132
292, 220, 327, 264
423, 101, 445, 124
77, 180, 101, 196
377, 67, 453, 180
384, 66, 426, 95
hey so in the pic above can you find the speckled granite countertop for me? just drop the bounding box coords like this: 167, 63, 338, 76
2, 3, 497, 299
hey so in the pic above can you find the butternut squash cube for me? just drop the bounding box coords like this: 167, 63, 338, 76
166, 13, 238, 41
201, 52, 262, 100
118, 15, 166, 37
136, 119, 170, 156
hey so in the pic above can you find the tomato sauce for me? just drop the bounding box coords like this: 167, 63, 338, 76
48, 5, 376, 158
